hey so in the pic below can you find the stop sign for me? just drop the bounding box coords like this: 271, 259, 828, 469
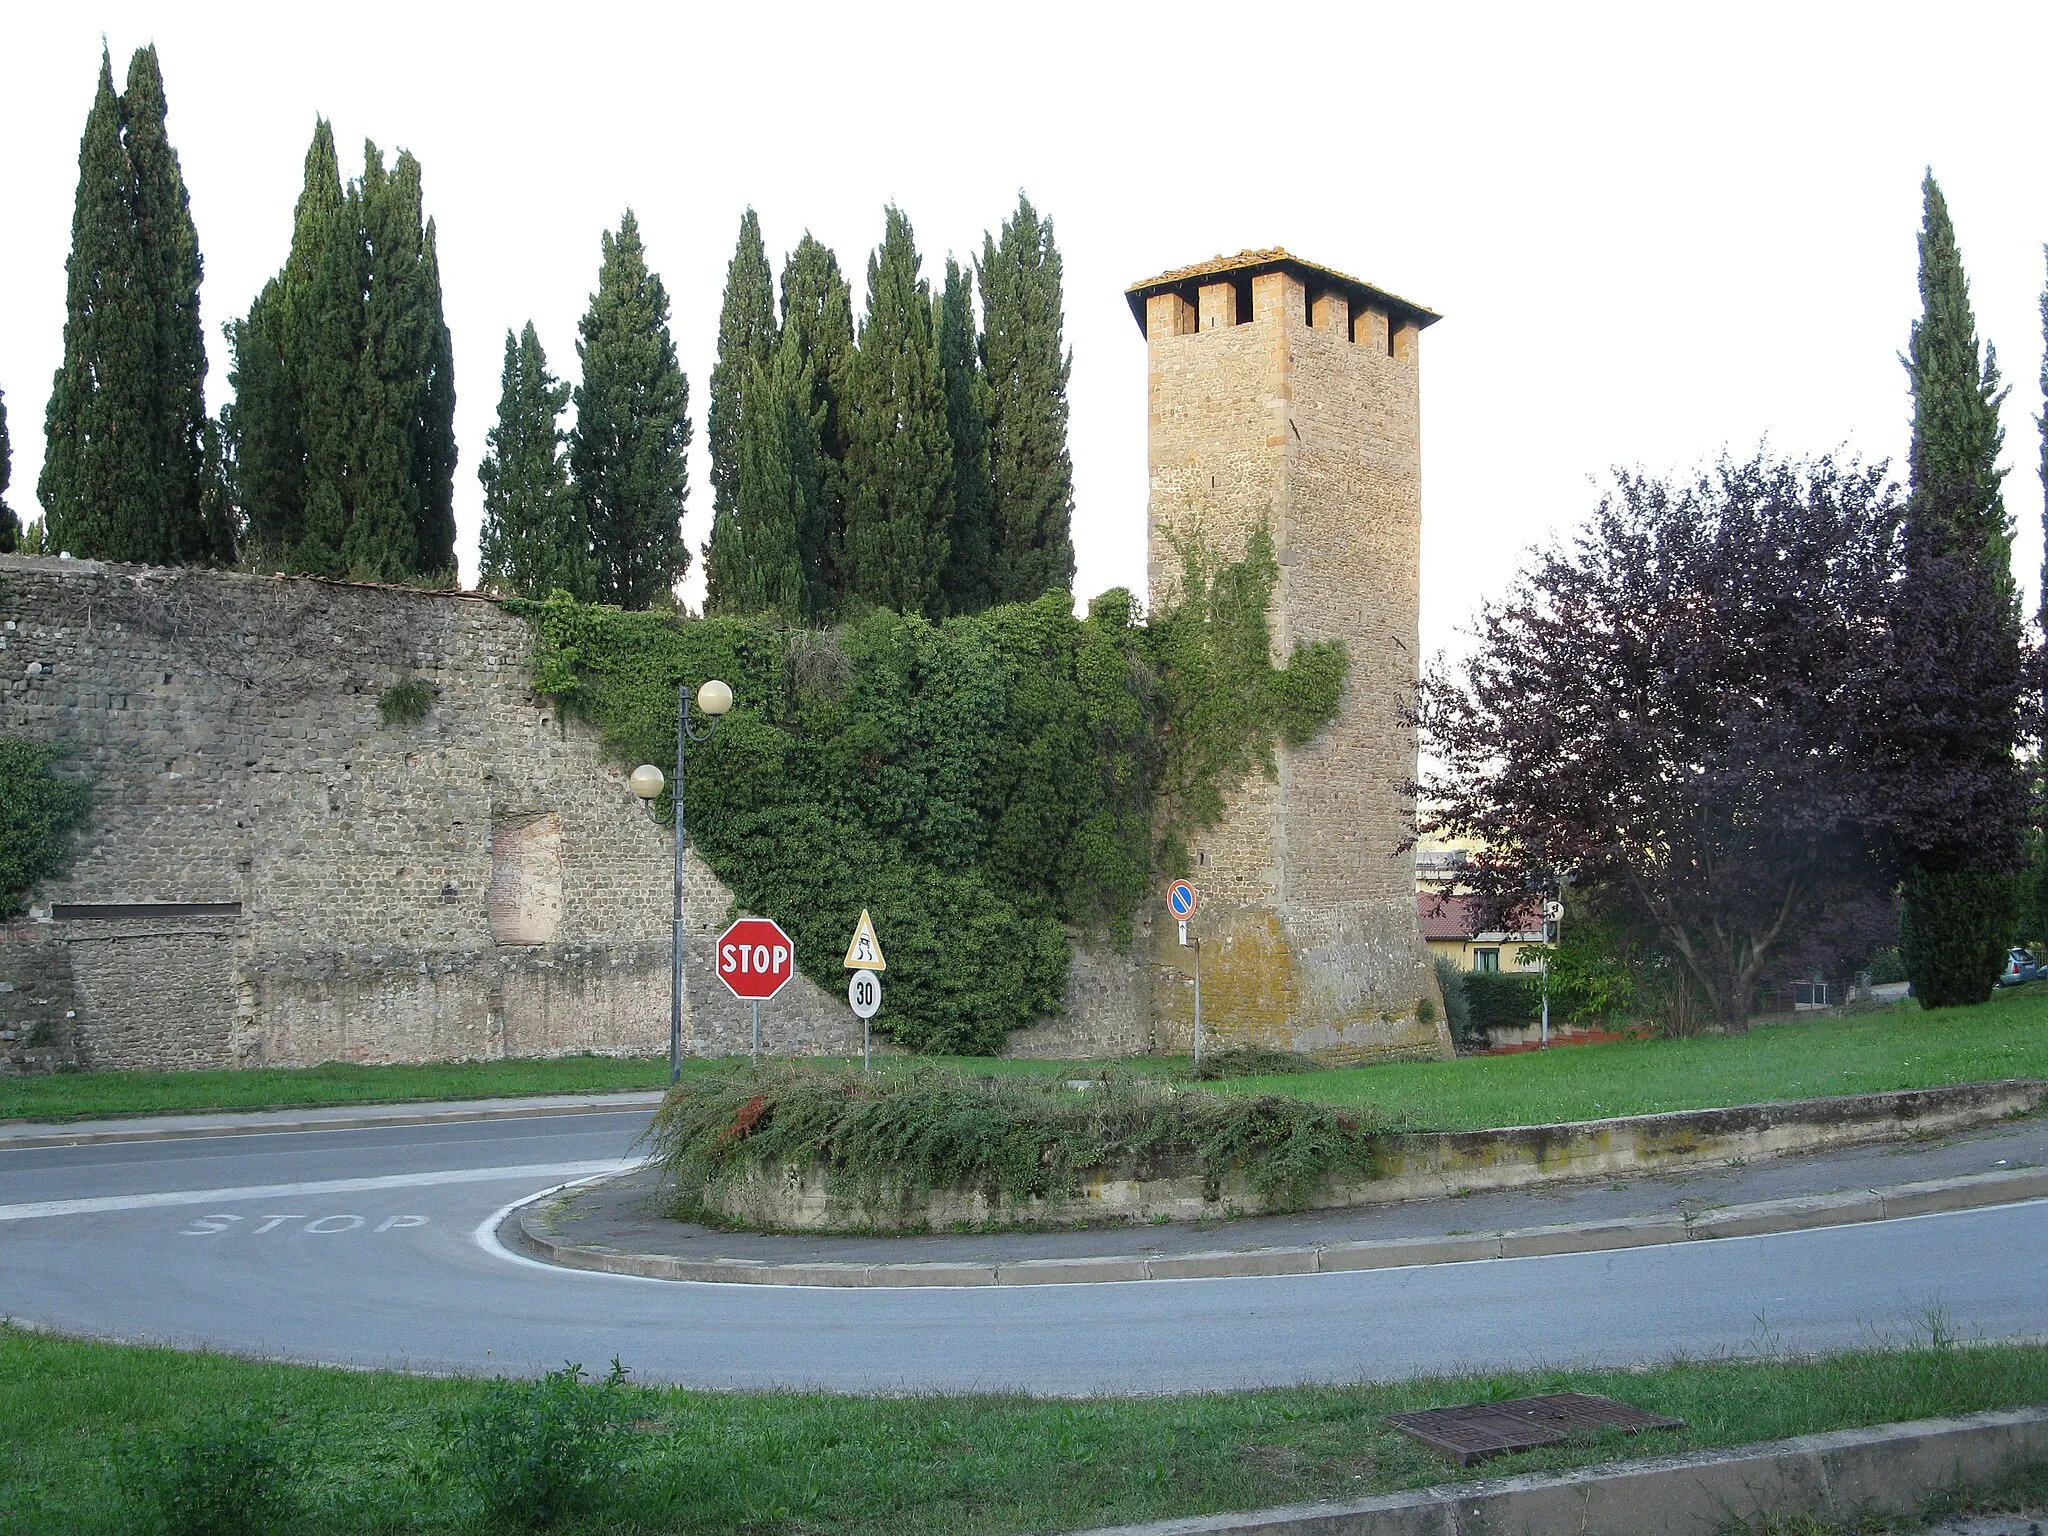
715, 917, 796, 1000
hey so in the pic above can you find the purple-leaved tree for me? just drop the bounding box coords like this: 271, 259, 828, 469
1418, 453, 1903, 1030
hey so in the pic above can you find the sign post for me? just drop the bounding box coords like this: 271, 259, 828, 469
1167, 881, 1202, 1069
715, 917, 797, 1063
843, 909, 887, 1074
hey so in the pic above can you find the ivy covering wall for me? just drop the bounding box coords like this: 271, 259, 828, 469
0, 740, 90, 919
514, 529, 1345, 1053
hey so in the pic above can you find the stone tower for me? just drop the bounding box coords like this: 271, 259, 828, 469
1128, 249, 1452, 1063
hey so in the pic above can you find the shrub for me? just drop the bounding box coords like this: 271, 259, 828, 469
1462, 969, 1542, 1030
1432, 955, 1475, 1047
1901, 865, 2018, 1009
0, 738, 89, 918
1867, 947, 1907, 985
119, 1406, 295, 1536
1189, 1046, 1316, 1080
447, 1361, 631, 1531
376, 676, 437, 728
646, 1062, 1380, 1224
513, 527, 1346, 1055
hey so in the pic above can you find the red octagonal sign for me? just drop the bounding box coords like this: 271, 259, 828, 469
716, 917, 796, 1001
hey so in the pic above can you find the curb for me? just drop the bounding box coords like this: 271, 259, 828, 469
510, 1164, 2048, 1287
1054, 1405, 2048, 1535
0, 1092, 666, 1149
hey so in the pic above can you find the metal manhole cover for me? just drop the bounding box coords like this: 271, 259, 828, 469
1387, 1391, 1685, 1466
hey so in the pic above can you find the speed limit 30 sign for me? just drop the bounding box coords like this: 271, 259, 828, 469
716, 918, 796, 1000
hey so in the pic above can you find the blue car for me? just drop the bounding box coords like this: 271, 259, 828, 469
1997, 948, 2042, 987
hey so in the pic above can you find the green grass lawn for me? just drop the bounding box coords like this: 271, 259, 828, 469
0, 1054, 684, 1122
8, 986, 2047, 1131
3, 1322, 2042, 1535
1201, 987, 2048, 1132
0, 1051, 1125, 1123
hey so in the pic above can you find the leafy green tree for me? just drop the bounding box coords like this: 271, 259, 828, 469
1881, 172, 2027, 1008
707, 210, 778, 532
479, 324, 588, 599
937, 257, 994, 613
0, 390, 18, 553
41, 47, 213, 565
842, 206, 952, 617
569, 211, 691, 610
779, 234, 855, 612
977, 193, 1074, 602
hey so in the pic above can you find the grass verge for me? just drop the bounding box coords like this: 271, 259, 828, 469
0, 1055, 684, 1123
8, 984, 2048, 1133
2, 1321, 2042, 1534
1203, 988, 2048, 1132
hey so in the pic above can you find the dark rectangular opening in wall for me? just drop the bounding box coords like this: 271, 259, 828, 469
1388, 316, 1398, 358
1233, 273, 1253, 324
50, 902, 243, 921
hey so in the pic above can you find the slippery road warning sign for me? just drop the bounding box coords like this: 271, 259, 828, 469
843, 909, 886, 971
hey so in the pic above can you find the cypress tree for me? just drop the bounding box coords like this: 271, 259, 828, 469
413, 218, 458, 581
227, 128, 452, 583
198, 417, 235, 563
2037, 250, 2048, 949
121, 46, 213, 565
842, 206, 952, 618
296, 172, 371, 577
937, 256, 994, 613
479, 323, 588, 599
0, 390, 17, 553
707, 210, 778, 531
707, 329, 818, 619
339, 144, 419, 581
39, 48, 156, 565
224, 119, 342, 565
977, 192, 1075, 602
1888, 172, 2026, 1008
569, 211, 691, 610
40, 47, 212, 565
779, 234, 855, 612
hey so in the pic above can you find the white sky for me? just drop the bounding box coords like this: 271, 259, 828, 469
4, 2, 2046, 663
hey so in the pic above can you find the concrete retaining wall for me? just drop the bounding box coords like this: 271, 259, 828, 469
1064, 1405, 2048, 1535
699, 1080, 2046, 1232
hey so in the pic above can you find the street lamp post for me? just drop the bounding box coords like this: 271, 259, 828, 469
631, 677, 734, 1085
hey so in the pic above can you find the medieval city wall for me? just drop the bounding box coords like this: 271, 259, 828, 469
0, 557, 900, 1073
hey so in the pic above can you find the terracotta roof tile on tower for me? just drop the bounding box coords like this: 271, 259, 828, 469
1124, 248, 1439, 335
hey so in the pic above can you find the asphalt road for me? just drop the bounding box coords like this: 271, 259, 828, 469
3, 1108, 2044, 1394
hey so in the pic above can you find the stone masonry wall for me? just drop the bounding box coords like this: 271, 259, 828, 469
0, 557, 1151, 1072
0, 557, 875, 1071
1141, 262, 1451, 1063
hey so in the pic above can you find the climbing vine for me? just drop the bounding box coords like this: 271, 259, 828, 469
0, 739, 90, 918
511, 525, 1345, 1053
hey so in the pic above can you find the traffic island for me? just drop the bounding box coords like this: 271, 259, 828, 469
504, 1077, 2048, 1286
634, 1063, 2044, 1234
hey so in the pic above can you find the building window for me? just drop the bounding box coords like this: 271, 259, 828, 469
1474, 948, 1500, 972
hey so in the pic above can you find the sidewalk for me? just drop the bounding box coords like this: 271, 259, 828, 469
0, 1090, 665, 1148
519, 1110, 2048, 1281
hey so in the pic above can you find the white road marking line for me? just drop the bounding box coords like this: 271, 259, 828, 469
0, 1160, 640, 1222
